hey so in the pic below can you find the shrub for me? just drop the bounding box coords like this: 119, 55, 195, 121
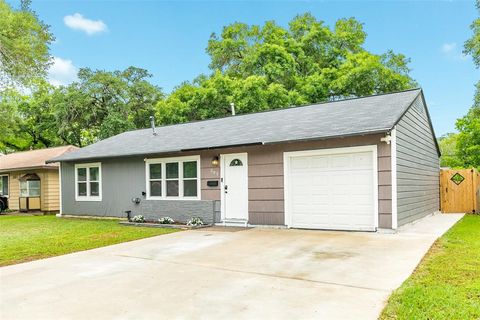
186, 217, 204, 227
158, 217, 174, 224
131, 215, 145, 223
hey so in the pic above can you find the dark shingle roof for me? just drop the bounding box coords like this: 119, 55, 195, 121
50, 89, 423, 162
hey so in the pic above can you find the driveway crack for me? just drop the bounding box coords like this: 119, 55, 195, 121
114, 254, 390, 292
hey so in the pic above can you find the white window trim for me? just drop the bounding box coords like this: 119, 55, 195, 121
0, 174, 9, 198
145, 155, 201, 201
75, 162, 102, 202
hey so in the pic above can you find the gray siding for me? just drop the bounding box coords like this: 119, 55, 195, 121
61, 133, 392, 228
396, 96, 440, 226
61, 158, 216, 224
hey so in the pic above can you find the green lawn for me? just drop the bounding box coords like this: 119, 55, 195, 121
0, 215, 179, 266
380, 214, 480, 320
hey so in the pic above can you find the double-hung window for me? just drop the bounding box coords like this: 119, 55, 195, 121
75, 163, 102, 201
146, 156, 200, 200
0, 175, 9, 197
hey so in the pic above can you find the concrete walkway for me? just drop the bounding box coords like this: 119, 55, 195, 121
0, 213, 463, 320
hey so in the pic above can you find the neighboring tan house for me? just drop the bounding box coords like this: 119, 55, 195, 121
49, 89, 440, 231
0, 146, 78, 212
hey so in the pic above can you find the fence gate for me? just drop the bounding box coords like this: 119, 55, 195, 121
440, 169, 480, 213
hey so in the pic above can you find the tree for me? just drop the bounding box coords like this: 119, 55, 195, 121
0, 81, 62, 153
0, 88, 25, 152
158, 13, 416, 124
457, 0, 480, 168
54, 67, 164, 146
455, 84, 480, 167
438, 133, 463, 168
0, 0, 54, 87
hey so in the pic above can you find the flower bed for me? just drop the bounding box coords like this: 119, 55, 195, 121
120, 216, 208, 229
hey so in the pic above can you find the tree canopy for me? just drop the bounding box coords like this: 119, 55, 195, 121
157, 14, 415, 124
0, 0, 54, 87
449, 0, 480, 168
0, 13, 417, 153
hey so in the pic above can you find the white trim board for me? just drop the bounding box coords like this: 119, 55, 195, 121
283, 145, 379, 231
58, 163, 63, 216
391, 128, 398, 229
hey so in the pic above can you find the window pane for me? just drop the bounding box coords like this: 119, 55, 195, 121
166, 180, 179, 196
150, 181, 162, 197
166, 163, 179, 179
90, 182, 99, 196
183, 180, 197, 197
0, 176, 7, 196
29, 180, 40, 189
89, 167, 99, 181
78, 183, 87, 196
149, 163, 162, 179
28, 180, 41, 196
77, 168, 87, 181
29, 188, 40, 197
183, 161, 197, 178
20, 181, 28, 197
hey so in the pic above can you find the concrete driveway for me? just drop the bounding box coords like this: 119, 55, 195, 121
0, 213, 462, 320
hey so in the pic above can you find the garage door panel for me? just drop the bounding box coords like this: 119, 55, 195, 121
287, 147, 376, 231
310, 197, 330, 205
332, 195, 350, 204
352, 173, 373, 185
353, 152, 373, 166
293, 213, 330, 225
311, 156, 329, 168
331, 154, 351, 168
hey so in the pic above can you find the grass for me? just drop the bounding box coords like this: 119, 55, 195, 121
0, 215, 179, 266
380, 214, 480, 320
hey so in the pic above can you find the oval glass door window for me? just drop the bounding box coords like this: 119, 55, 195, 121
230, 159, 243, 166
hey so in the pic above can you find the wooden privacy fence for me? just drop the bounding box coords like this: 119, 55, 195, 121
440, 168, 480, 213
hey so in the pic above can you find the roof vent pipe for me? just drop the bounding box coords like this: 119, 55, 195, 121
230, 102, 236, 116
150, 116, 157, 136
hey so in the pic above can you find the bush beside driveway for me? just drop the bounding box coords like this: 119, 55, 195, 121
0, 215, 179, 266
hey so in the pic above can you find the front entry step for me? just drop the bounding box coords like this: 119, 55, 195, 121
217, 219, 248, 227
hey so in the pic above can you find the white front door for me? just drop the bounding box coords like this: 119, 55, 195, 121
221, 153, 248, 220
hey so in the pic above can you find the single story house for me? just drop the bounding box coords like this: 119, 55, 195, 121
49, 88, 440, 231
0, 146, 78, 212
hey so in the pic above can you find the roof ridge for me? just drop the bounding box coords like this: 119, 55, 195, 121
124, 88, 422, 134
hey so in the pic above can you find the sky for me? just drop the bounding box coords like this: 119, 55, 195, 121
10, 0, 479, 136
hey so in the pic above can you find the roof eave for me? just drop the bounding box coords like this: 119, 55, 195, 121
46, 130, 391, 163
0, 165, 59, 173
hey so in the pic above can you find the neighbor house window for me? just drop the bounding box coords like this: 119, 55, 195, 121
146, 156, 200, 200
0, 175, 9, 197
75, 163, 102, 201
20, 180, 41, 197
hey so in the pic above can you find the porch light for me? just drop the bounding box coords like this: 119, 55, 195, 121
212, 156, 219, 167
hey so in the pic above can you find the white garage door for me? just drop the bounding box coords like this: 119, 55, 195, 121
285, 146, 377, 231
